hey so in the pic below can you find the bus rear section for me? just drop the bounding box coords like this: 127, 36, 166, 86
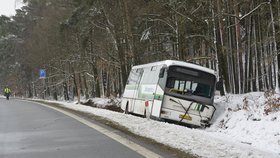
160, 66, 217, 127
121, 64, 163, 116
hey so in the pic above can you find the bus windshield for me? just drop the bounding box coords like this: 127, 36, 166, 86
165, 66, 216, 99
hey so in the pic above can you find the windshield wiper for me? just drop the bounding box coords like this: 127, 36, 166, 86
169, 98, 194, 122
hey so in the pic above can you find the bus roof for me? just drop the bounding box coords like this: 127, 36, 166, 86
132, 60, 216, 75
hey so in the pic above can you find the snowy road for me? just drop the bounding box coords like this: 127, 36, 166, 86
0, 99, 180, 158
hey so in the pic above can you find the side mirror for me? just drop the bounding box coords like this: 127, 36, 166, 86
216, 80, 223, 91
159, 68, 165, 78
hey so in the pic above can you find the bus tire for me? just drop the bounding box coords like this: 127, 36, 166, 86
144, 109, 150, 119
125, 102, 129, 114
144, 110, 146, 118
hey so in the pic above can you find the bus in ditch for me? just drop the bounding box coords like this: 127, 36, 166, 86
121, 60, 217, 127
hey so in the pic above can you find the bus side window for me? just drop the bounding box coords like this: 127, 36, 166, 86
159, 68, 165, 78
166, 78, 174, 88
127, 69, 143, 85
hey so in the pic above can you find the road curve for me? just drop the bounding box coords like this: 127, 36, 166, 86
0, 99, 164, 158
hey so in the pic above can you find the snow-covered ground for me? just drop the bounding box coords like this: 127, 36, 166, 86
33, 92, 280, 158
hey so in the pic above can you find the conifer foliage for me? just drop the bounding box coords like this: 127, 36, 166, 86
0, 0, 280, 99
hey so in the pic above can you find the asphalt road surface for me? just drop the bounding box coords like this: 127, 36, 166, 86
0, 98, 182, 158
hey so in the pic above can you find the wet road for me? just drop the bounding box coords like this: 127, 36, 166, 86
0, 99, 167, 158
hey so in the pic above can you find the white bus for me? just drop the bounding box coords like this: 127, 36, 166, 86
121, 60, 217, 127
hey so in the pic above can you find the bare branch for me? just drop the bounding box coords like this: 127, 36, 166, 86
240, 2, 269, 20
191, 3, 202, 15
90, 21, 107, 30
147, 18, 176, 32
166, 5, 193, 22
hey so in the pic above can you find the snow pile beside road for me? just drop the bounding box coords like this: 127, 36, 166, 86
38, 92, 280, 158
209, 92, 280, 155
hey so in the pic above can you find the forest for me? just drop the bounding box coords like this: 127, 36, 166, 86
0, 0, 280, 101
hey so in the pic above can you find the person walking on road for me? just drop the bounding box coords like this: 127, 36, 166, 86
4, 87, 11, 100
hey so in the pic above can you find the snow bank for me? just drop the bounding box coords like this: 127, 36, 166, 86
34, 93, 280, 158
209, 92, 280, 156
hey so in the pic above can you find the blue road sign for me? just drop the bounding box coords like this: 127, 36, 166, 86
39, 69, 46, 78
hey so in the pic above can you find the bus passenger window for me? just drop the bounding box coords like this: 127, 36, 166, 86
174, 80, 180, 89
185, 81, 191, 89
179, 81, 185, 91
191, 83, 197, 91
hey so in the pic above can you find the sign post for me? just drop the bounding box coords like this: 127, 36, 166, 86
39, 69, 46, 99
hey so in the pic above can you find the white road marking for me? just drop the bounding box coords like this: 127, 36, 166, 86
34, 101, 163, 158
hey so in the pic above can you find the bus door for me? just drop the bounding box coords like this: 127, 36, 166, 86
151, 67, 166, 117
130, 68, 143, 112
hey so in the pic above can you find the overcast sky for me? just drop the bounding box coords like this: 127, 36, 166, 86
0, 0, 24, 16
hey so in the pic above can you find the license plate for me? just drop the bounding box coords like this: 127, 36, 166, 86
179, 114, 192, 120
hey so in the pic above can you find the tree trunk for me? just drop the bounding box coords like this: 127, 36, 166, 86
72, 67, 80, 104
234, 0, 242, 94
269, 0, 279, 92
216, 0, 229, 93
246, 14, 252, 92
83, 72, 89, 99
253, 18, 259, 91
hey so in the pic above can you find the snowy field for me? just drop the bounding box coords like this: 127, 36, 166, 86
32, 92, 280, 158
